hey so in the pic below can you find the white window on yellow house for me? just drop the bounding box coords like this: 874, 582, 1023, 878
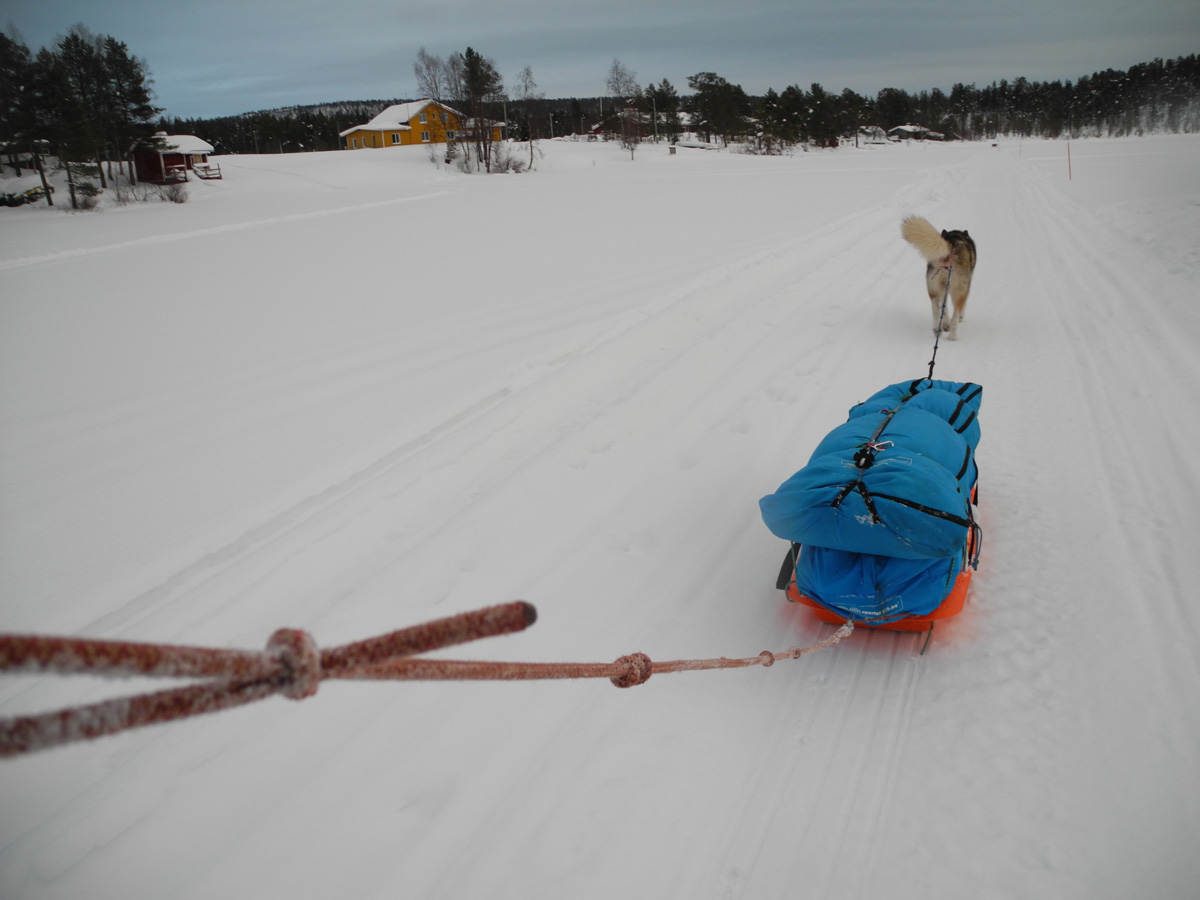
419, 112, 428, 123
440, 112, 448, 124
391, 133, 401, 144
352, 137, 359, 148
421, 131, 431, 142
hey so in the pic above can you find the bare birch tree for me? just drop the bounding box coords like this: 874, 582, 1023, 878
413, 47, 502, 172
606, 59, 642, 158
514, 65, 543, 170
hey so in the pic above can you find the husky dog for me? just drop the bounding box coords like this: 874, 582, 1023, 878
901, 215, 977, 341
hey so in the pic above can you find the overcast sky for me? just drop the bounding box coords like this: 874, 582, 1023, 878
5, 0, 1198, 119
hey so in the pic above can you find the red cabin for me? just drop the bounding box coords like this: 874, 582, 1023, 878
133, 133, 221, 183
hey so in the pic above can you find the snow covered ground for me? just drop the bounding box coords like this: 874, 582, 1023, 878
2, 133, 1198, 899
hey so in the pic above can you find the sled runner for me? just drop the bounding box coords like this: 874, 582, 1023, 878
761, 379, 982, 630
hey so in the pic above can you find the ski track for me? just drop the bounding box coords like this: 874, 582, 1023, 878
64, 200, 893, 638
2, 138, 1199, 900
0, 190, 452, 272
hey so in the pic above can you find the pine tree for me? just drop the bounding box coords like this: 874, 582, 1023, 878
458, 48, 504, 171
686, 72, 749, 145
55, 27, 109, 187
645, 78, 681, 143
101, 35, 161, 185
1, 32, 34, 174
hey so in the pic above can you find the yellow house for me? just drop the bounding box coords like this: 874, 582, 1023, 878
339, 99, 502, 149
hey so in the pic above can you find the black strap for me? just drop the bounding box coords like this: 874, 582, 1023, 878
870, 492, 973, 528
831, 481, 857, 509
775, 542, 801, 590
955, 446, 973, 482
856, 482, 881, 523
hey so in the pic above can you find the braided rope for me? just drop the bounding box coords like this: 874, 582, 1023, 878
339, 621, 854, 688
0, 602, 534, 757
0, 604, 853, 756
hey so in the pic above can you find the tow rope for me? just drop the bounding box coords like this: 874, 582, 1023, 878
0, 602, 853, 756
927, 265, 953, 379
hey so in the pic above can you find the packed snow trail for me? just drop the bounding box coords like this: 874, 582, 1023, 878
1, 137, 1198, 900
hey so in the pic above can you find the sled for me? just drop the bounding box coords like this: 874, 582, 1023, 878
777, 484, 979, 632
761, 378, 984, 632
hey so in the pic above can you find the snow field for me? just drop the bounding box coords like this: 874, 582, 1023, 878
2, 134, 1199, 899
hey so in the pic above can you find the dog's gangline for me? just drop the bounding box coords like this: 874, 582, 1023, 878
927, 266, 954, 379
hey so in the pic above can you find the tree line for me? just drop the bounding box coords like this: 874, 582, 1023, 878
881, 55, 1200, 141
4, 21, 1199, 177
158, 103, 385, 157
161, 52, 1200, 159
596, 54, 1200, 150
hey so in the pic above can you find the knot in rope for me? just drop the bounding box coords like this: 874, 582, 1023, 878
610, 652, 653, 688
266, 629, 321, 699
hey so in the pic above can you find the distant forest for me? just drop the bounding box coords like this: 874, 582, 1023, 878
158, 54, 1200, 155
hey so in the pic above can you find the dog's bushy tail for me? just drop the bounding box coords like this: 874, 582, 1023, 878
901, 215, 951, 263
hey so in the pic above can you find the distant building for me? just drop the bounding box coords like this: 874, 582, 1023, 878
888, 124, 946, 141
339, 99, 501, 150
133, 133, 221, 183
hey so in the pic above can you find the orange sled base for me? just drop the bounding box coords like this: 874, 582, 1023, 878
782, 504, 977, 632
784, 567, 971, 631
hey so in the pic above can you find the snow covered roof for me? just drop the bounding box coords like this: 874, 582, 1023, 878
887, 124, 946, 140
154, 134, 214, 154
338, 99, 462, 137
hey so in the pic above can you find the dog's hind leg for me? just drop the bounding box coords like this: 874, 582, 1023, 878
927, 266, 951, 336
946, 271, 972, 341
945, 307, 960, 340
931, 294, 947, 336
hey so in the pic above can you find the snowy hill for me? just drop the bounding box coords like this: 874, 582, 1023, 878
2, 135, 1199, 899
